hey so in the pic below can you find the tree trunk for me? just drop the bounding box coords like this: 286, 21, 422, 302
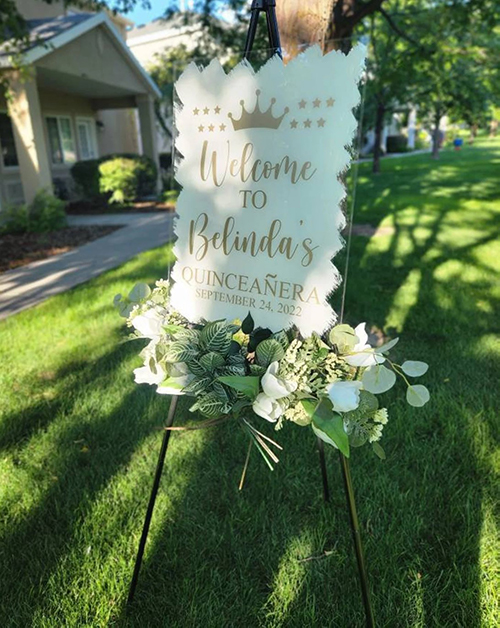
276, 0, 385, 57
373, 102, 385, 174
431, 111, 441, 159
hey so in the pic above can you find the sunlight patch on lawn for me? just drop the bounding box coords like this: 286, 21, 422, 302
384, 268, 421, 332
263, 533, 314, 625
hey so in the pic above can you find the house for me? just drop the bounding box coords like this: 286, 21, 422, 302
126, 13, 207, 158
0, 1, 161, 209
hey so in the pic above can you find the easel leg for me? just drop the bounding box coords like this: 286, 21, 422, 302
316, 437, 330, 502
127, 395, 179, 606
339, 452, 375, 628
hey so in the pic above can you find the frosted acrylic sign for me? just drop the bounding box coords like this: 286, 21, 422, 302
171, 45, 365, 336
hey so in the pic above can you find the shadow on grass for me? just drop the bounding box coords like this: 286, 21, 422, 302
0, 342, 172, 626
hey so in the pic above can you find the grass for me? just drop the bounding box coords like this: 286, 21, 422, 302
0, 137, 499, 627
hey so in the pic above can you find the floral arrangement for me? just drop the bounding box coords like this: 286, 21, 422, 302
115, 280, 430, 468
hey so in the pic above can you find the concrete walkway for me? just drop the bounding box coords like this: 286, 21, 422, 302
0, 212, 175, 320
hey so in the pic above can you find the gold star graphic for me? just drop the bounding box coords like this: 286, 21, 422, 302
290, 119, 298, 129
193, 107, 200, 115
203, 107, 210, 115
304, 119, 312, 128
317, 118, 326, 127
219, 123, 226, 131
208, 124, 215, 132
198, 125, 204, 132
326, 97, 335, 107
214, 106, 221, 114
313, 98, 321, 108
298, 99, 307, 109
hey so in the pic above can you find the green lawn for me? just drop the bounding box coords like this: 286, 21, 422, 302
0, 138, 498, 627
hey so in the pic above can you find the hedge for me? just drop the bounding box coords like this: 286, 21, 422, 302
70, 153, 157, 203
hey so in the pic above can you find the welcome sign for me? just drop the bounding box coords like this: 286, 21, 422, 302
171, 45, 365, 336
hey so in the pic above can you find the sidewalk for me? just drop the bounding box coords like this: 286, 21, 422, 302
0, 212, 175, 321
357, 148, 431, 163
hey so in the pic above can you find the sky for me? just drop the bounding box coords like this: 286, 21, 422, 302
125, 2, 164, 27
124, 1, 233, 28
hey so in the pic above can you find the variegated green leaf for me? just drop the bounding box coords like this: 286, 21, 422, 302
165, 341, 199, 363
255, 339, 285, 367
199, 352, 225, 372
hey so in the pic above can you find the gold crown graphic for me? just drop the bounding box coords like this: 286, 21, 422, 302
228, 90, 289, 131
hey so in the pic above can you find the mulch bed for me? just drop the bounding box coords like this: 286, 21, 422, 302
0, 225, 122, 273
66, 200, 176, 215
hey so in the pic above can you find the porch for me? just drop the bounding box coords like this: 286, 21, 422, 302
0, 12, 161, 208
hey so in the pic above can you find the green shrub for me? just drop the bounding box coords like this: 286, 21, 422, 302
99, 158, 138, 204
386, 135, 409, 153
0, 204, 29, 235
70, 160, 100, 198
0, 190, 66, 236
162, 189, 179, 203
28, 189, 67, 233
70, 154, 158, 203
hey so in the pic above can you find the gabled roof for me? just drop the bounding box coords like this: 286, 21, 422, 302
0, 12, 161, 98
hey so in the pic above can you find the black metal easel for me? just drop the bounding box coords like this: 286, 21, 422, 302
127, 3, 374, 626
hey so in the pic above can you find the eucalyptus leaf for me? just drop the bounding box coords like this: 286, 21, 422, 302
128, 283, 151, 303
372, 442, 386, 459
218, 375, 260, 399
406, 385, 430, 407
401, 360, 429, 377
301, 398, 349, 457
362, 364, 396, 394
375, 337, 399, 354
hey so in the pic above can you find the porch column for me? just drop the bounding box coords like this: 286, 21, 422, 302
7, 69, 52, 204
136, 94, 160, 192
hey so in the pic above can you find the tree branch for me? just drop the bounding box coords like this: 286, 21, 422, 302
379, 7, 423, 49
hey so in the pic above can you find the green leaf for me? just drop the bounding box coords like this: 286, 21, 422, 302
199, 352, 226, 372
241, 312, 254, 334
328, 324, 357, 352
163, 324, 185, 336
172, 327, 200, 343
301, 398, 349, 457
372, 442, 386, 460
272, 330, 290, 352
249, 364, 266, 376
255, 339, 285, 367
401, 360, 429, 377
189, 393, 230, 418
362, 364, 396, 394
128, 283, 151, 303
248, 327, 272, 352
157, 377, 185, 391
375, 337, 399, 353
218, 375, 260, 399
406, 385, 430, 407
165, 342, 199, 363
219, 364, 246, 377
182, 376, 212, 395
200, 320, 238, 354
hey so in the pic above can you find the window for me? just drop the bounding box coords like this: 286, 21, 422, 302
0, 113, 19, 167
46, 116, 76, 164
76, 118, 98, 160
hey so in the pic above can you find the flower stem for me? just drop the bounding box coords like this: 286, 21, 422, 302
239, 439, 253, 491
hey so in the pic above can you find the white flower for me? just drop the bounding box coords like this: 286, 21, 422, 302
252, 393, 284, 422
134, 361, 165, 386
261, 362, 297, 399
344, 323, 386, 368
156, 362, 193, 396
131, 309, 164, 339
326, 380, 363, 413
